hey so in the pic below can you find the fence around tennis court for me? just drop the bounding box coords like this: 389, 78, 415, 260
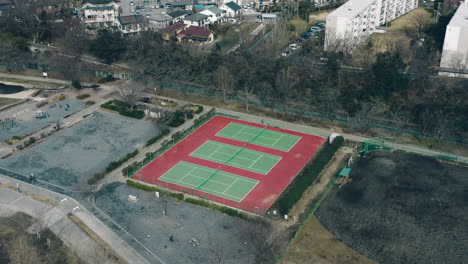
125, 108, 216, 177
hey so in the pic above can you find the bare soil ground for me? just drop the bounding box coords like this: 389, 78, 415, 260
316, 151, 468, 264
280, 215, 376, 264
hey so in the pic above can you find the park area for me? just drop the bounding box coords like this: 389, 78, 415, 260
315, 151, 468, 264
0, 111, 157, 191
133, 116, 326, 214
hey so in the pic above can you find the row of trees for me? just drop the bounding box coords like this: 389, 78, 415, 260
1, 4, 466, 143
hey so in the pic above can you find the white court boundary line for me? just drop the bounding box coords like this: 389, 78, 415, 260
216, 122, 302, 152
190, 141, 282, 175
158, 161, 258, 202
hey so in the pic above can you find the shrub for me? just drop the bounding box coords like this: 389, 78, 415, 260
187, 112, 193, 119
194, 105, 203, 114
76, 94, 90, 100
36, 101, 48, 108
184, 198, 247, 219
57, 94, 67, 101
101, 100, 144, 119
289, 24, 295, 31
88, 172, 105, 185
85, 101, 96, 107
127, 180, 160, 192
12, 135, 21, 140
145, 128, 170, 146
171, 131, 182, 141
168, 192, 184, 200
276, 136, 344, 215
71, 80, 82, 89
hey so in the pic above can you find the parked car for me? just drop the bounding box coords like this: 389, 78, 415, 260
302, 34, 311, 39
317, 23, 326, 28
311, 26, 322, 31
289, 43, 300, 50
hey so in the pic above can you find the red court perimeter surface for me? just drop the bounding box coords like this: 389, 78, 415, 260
133, 116, 326, 214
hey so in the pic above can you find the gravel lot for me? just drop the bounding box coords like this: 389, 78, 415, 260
316, 151, 468, 264
95, 182, 263, 264
0, 111, 158, 191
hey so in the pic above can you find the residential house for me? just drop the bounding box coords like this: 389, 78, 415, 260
221, 1, 241, 18
147, 13, 173, 29
199, 6, 225, 24
160, 23, 187, 40
81, 1, 119, 28
324, 0, 419, 51
177, 25, 214, 43
439, 2, 468, 77
168, 10, 193, 23
116, 14, 148, 33
183, 13, 209, 27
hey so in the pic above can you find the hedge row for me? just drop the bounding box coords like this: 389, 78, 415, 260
101, 100, 145, 119
277, 136, 344, 215
145, 128, 170, 146
126, 180, 246, 219
126, 180, 184, 200
76, 94, 90, 100
185, 198, 247, 219
88, 149, 139, 185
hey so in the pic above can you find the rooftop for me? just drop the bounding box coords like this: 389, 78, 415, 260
118, 14, 147, 25
83, 0, 115, 4
448, 2, 468, 28
206, 6, 224, 15
181, 25, 212, 37
225, 1, 241, 12
160, 22, 187, 32
328, 0, 375, 19
184, 13, 208, 21
168, 10, 193, 18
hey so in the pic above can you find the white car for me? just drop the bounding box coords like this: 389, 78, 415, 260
289, 43, 300, 50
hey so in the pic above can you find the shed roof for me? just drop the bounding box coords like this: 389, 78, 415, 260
225, 1, 241, 12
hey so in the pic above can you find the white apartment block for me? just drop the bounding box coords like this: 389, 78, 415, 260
81, 2, 120, 28
324, 0, 418, 51
439, 2, 468, 76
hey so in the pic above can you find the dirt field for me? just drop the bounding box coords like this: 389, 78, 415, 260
316, 151, 468, 264
280, 215, 375, 264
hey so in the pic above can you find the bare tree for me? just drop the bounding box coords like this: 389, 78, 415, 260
209, 240, 224, 264
214, 65, 234, 102
116, 83, 144, 108
412, 13, 428, 37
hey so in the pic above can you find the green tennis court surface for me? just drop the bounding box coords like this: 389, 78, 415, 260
216, 122, 302, 152
190, 140, 281, 175
159, 161, 258, 202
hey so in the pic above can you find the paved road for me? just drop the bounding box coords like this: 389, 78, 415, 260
0, 174, 149, 264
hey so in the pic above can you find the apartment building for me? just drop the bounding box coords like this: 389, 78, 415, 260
324, 0, 418, 51
81, 1, 120, 28
439, 2, 468, 76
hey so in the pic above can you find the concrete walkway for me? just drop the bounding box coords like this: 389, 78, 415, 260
0, 174, 149, 264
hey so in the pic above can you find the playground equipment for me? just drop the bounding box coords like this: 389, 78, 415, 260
35, 109, 49, 119
1, 118, 17, 130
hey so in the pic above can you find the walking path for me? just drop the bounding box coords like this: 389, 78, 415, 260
0, 174, 149, 264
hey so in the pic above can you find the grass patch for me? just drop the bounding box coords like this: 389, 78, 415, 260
386, 7, 434, 33
276, 136, 344, 215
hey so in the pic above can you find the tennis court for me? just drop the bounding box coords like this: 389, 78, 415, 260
216, 122, 302, 152
190, 140, 281, 175
159, 161, 259, 202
